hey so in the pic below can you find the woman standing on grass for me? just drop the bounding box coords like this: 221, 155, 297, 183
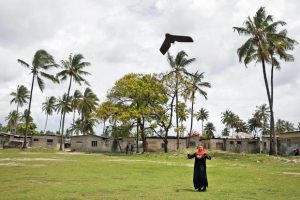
188, 144, 211, 192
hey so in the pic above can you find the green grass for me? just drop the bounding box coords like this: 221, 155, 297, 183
0, 148, 299, 200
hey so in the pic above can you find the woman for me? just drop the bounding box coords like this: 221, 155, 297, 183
187, 145, 211, 192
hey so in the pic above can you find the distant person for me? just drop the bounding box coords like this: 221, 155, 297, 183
187, 144, 211, 192
130, 144, 134, 154
293, 148, 299, 156
125, 144, 129, 155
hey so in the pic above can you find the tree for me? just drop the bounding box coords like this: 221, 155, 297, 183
10, 85, 30, 134
55, 93, 72, 137
6, 111, 19, 134
234, 7, 297, 155
166, 51, 195, 149
77, 88, 99, 135
71, 90, 83, 127
195, 108, 209, 135
204, 122, 215, 138
10, 85, 29, 113
222, 128, 230, 136
248, 116, 262, 137
18, 50, 57, 148
57, 53, 90, 150
42, 96, 57, 133
255, 104, 270, 135
183, 71, 211, 147
99, 73, 168, 152
221, 110, 237, 134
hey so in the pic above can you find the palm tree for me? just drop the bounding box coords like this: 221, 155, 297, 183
6, 111, 19, 134
56, 53, 90, 150
221, 110, 238, 134
183, 71, 211, 147
255, 104, 270, 135
166, 51, 195, 149
71, 90, 83, 126
42, 96, 57, 133
18, 50, 58, 148
77, 88, 99, 135
55, 93, 72, 147
283, 121, 295, 132
10, 85, 29, 114
275, 119, 286, 133
10, 85, 29, 134
204, 122, 215, 138
233, 7, 297, 155
248, 116, 262, 137
195, 108, 209, 135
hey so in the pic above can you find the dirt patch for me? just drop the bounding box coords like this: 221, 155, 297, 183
283, 172, 300, 176
0, 158, 76, 162
107, 158, 196, 168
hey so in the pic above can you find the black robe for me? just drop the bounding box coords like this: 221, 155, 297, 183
188, 153, 211, 191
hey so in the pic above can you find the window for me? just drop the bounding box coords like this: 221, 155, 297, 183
248, 141, 256, 145
33, 138, 39, 141
91, 141, 98, 147
229, 141, 234, 145
47, 139, 53, 145
237, 141, 242, 145
161, 143, 165, 148
189, 141, 196, 147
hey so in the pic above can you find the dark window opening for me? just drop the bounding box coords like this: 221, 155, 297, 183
229, 141, 234, 145
33, 138, 39, 141
161, 143, 165, 148
237, 141, 242, 145
91, 141, 98, 147
189, 141, 196, 147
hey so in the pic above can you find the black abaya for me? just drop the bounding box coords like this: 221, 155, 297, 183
188, 153, 211, 191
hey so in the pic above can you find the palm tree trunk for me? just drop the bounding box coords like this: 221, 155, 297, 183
136, 119, 139, 153
58, 112, 63, 133
175, 73, 179, 150
43, 114, 49, 134
60, 111, 66, 151
60, 76, 73, 151
187, 94, 195, 148
261, 59, 274, 155
15, 103, 19, 135
270, 63, 277, 155
201, 120, 204, 135
23, 74, 35, 149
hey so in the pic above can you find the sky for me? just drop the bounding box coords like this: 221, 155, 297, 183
0, 0, 299, 136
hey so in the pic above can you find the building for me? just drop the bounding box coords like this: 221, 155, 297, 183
224, 138, 260, 153
146, 136, 187, 152
70, 135, 136, 153
31, 135, 61, 149
277, 131, 300, 156
200, 138, 225, 151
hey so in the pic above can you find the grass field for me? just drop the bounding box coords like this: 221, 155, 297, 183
0, 148, 299, 200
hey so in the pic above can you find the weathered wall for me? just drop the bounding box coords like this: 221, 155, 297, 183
31, 135, 61, 149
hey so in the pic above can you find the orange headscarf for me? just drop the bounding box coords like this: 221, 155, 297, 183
196, 146, 206, 155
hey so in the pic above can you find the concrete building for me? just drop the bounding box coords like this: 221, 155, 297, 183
224, 138, 260, 153
200, 138, 225, 150
277, 131, 300, 156
146, 136, 187, 152
31, 135, 61, 149
70, 135, 136, 153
